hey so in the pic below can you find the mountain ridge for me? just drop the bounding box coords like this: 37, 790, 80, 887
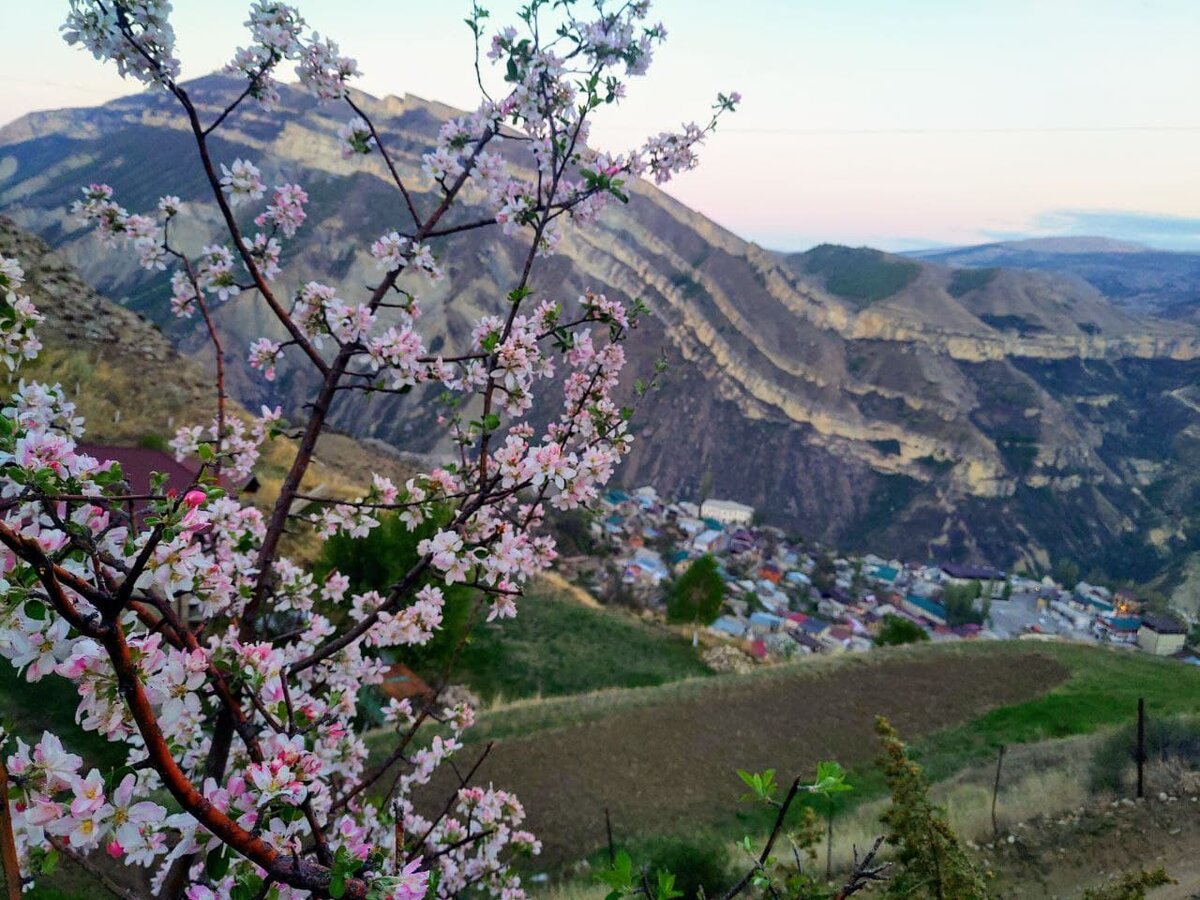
4, 75, 1200, 577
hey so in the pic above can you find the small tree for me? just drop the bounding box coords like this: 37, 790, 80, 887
0, 1, 739, 895
875, 615, 929, 647
941, 584, 985, 627
667, 555, 725, 627
1054, 558, 1080, 590
876, 717, 986, 900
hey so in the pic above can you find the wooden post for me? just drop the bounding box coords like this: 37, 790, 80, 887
605, 807, 615, 865
0, 753, 22, 900
826, 802, 834, 880
991, 744, 1006, 839
1136, 697, 1146, 799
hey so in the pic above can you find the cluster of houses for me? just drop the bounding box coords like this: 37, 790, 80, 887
572, 486, 1195, 665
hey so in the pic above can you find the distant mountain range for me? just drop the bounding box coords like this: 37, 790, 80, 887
4, 75, 1200, 580
908, 238, 1200, 321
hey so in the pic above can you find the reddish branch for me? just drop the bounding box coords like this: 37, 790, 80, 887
0, 751, 21, 900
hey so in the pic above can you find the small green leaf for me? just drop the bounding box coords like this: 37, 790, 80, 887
206, 846, 231, 880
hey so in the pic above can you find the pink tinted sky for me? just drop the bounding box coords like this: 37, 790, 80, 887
3, 0, 1199, 250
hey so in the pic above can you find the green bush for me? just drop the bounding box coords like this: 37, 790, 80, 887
666, 555, 724, 626
314, 507, 473, 675
876, 615, 930, 647
137, 431, 169, 451
639, 835, 732, 898
1090, 715, 1200, 793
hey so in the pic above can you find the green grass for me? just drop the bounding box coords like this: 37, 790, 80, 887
914, 643, 1199, 774
812, 643, 1200, 825
0, 663, 124, 770
453, 588, 711, 703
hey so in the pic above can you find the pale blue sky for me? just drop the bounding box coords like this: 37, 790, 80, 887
3, 1, 1199, 251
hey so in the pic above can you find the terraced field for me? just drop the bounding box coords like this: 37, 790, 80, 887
419, 644, 1067, 865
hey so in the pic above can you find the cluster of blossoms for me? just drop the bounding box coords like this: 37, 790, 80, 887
2, 1, 735, 897
70, 183, 169, 270
5, 731, 167, 863
0, 258, 44, 369
63, 0, 180, 85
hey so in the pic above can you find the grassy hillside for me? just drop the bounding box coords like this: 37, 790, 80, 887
407, 642, 1200, 870
454, 586, 710, 704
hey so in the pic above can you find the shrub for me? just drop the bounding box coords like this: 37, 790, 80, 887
1089, 715, 1200, 794
666, 555, 725, 626
876, 615, 929, 647
639, 835, 732, 898
877, 716, 987, 899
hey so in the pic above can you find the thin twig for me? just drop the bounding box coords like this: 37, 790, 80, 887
722, 777, 802, 900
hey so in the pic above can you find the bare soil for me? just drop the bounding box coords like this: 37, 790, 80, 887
982, 792, 1200, 898
446, 649, 1068, 866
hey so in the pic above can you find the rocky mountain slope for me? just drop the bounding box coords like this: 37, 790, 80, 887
0, 216, 412, 520
0, 214, 215, 445
911, 237, 1200, 322
4, 76, 1200, 577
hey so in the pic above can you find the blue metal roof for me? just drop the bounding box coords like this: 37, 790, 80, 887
905, 594, 947, 620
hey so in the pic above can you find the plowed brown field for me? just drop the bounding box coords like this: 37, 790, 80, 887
431, 647, 1068, 865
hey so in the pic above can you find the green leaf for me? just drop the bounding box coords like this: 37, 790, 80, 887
24, 599, 46, 621
206, 846, 231, 880
810, 760, 853, 796
231, 873, 264, 900
197, 442, 215, 462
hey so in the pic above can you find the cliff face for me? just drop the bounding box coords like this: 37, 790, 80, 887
4, 75, 1200, 577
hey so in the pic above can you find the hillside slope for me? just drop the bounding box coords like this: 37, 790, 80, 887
911, 237, 1200, 321
4, 77, 1200, 575
0, 214, 215, 444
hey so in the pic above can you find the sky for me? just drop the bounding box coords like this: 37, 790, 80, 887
3, 0, 1199, 252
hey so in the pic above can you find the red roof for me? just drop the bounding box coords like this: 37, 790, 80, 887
78, 444, 253, 496
79, 444, 204, 495
379, 663, 434, 703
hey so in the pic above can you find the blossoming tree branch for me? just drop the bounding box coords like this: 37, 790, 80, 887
0, 0, 736, 897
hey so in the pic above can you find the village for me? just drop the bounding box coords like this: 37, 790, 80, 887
555, 486, 1196, 670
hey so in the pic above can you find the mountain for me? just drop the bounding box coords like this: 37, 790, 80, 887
910, 238, 1200, 321
0, 214, 216, 445
0, 215, 414, 513
4, 75, 1200, 579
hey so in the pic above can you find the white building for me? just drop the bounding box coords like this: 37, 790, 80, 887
700, 498, 755, 526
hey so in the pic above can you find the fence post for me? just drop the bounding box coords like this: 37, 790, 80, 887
1136, 697, 1146, 799
605, 807, 615, 865
991, 744, 1006, 839
826, 802, 834, 880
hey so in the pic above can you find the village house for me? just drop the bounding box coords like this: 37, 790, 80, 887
902, 594, 948, 626
693, 529, 727, 554
1095, 615, 1141, 645
699, 498, 755, 526
710, 616, 750, 639
1138, 614, 1188, 656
